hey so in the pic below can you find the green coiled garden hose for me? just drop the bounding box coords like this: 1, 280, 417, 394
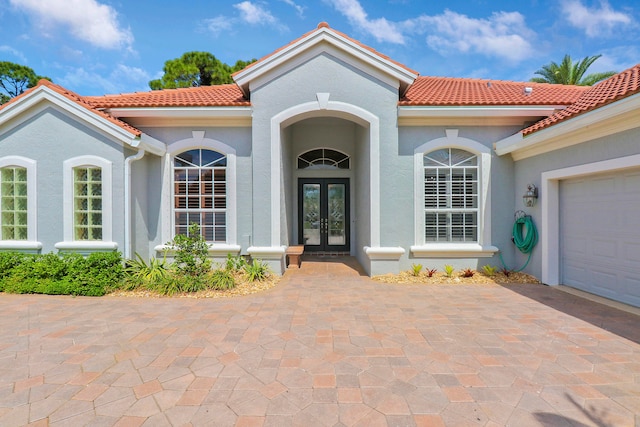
499, 214, 538, 272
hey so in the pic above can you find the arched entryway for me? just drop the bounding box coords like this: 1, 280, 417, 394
270, 97, 380, 268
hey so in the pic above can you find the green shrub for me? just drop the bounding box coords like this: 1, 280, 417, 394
209, 269, 235, 290
70, 252, 124, 296
167, 223, 211, 278
1, 251, 122, 296
224, 254, 247, 272
244, 259, 270, 282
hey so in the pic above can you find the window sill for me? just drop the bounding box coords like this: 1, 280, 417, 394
154, 244, 241, 257
410, 244, 498, 258
55, 241, 118, 252
0, 240, 43, 251
364, 246, 406, 260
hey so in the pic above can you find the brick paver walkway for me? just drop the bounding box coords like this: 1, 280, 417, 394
0, 256, 639, 426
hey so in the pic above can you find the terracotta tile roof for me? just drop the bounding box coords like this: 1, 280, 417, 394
0, 79, 142, 137
86, 84, 249, 109
522, 64, 640, 135
400, 76, 588, 106
234, 22, 419, 79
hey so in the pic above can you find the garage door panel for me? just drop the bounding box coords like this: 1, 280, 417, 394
623, 242, 640, 263
590, 238, 617, 259
561, 168, 640, 307
620, 276, 640, 307
563, 236, 587, 255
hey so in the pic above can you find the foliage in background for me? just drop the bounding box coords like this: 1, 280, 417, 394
530, 54, 616, 86
0, 61, 51, 104
0, 251, 122, 296
149, 52, 255, 90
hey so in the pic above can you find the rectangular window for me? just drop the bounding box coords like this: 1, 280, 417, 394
1, 167, 28, 240
73, 167, 102, 240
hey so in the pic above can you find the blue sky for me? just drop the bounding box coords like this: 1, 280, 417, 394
1, 0, 638, 96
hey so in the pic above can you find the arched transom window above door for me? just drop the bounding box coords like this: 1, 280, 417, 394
297, 148, 350, 170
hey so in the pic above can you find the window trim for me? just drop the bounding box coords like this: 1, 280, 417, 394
157, 131, 239, 253
57, 155, 115, 251
411, 129, 497, 257
0, 156, 41, 250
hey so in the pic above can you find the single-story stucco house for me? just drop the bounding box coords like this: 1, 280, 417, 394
1, 23, 639, 307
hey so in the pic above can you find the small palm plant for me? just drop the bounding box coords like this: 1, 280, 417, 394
482, 265, 497, 277
444, 265, 455, 278
425, 268, 437, 278
125, 252, 170, 289
244, 259, 270, 282
411, 263, 423, 277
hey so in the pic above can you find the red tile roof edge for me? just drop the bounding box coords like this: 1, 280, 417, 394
523, 64, 640, 136
85, 84, 250, 109
0, 79, 142, 137
400, 76, 589, 106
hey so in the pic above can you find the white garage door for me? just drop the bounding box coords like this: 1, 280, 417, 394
561, 168, 640, 307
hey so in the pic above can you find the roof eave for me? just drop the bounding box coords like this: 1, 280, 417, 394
398, 105, 564, 118
0, 85, 142, 145
105, 106, 253, 119
495, 92, 640, 160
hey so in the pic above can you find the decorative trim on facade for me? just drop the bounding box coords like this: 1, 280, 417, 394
410, 244, 498, 258
364, 246, 405, 260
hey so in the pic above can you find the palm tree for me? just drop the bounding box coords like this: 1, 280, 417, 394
530, 54, 616, 86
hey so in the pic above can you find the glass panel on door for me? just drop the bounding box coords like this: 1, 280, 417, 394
328, 184, 346, 245
302, 183, 321, 246
298, 178, 349, 252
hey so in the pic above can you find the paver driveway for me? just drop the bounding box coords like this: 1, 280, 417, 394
0, 257, 639, 426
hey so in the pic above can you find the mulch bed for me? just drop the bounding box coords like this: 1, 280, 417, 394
107, 272, 281, 299
372, 270, 540, 285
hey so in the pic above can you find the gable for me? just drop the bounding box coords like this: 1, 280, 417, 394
233, 22, 418, 98
0, 80, 165, 155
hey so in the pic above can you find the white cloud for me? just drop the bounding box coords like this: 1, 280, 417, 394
409, 10, 536, 63
281, 0, 305, 17
561, 0, 633, 37
59, 64, 150, 95
201, 16, 234, 37
234, 1, 287, 31
0, 45, 28, 63
9, 0, 133, 50
202, 1, 288, 36
325, 0, 405, 44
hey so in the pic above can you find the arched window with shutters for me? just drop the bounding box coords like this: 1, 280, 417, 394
411, 130, 497, 257
173, 148, 227, 242
423, 148, 478, 242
